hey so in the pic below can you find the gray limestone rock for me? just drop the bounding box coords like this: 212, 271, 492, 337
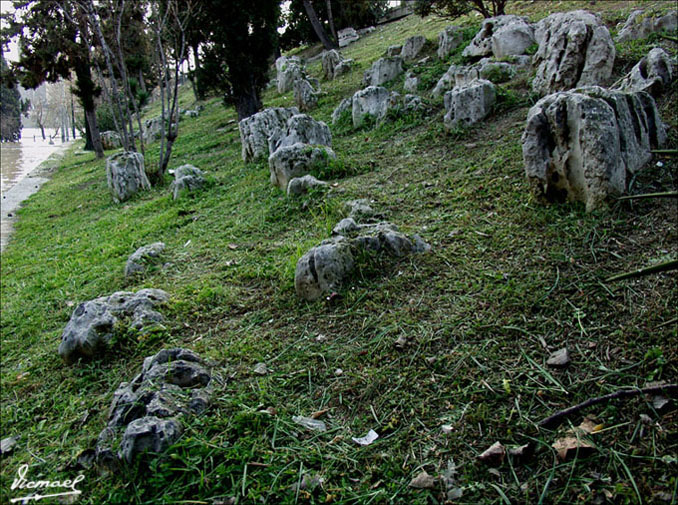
443, 79, 496, 130
438, 25, 464, 59
616, 47, 673, 97
238, 107, 299, 162
269, 143, 336, 191
532, 11, 615, 95
287, 174, 329, 196
58, 289, 169, 364
522, 87, 666, 211
400, 36, 428, 61
170, 164, 206, 200
363, 57, 404, 87
106, 151, 150, 203
125, 242, 166, 278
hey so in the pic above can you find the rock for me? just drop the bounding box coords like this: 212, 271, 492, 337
477, 441, 505, 466
547, 348, 570, 368
400, 35, 427, 61
58, 289, 169, 364
463, 15, 534, 58
363, 57, 404, 87
386, 45, 402, 57
616, 47, 673, 97
276, 56, 305, 93
338, 27, 359, 47
438, 25, 464, 59
522, 86, 666, 211
403, 94, 424, 112
96, 348, 212, 468
443, 79, 496, 130
332, 97, 352, 125
0, 436, 18, 455
106, 151, 150, 203
238, 107, 299, 162
616, 9, 677, 43
119, 416, 182, 464
532, 11, 615, 95
101, 130, 122, 150
409, 470, 437, 489
295, 237, 355, 301
269, 143, 336, 191
294, 78, 319, 111
321, 50, 343, 80
170, 164, 206, 200
404, 72, 420, 93
269, 114, 332, 154
287, 174, 329, 196
352, 86, 400, 128
124, 242, 166, 278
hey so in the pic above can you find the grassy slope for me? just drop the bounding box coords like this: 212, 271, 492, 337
1, 1, 676, 503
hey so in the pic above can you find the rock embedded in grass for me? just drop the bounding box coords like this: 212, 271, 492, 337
124, 242, 166, 278
532, 11, 615, 95
106, 151, 150, 203
170, 164, 206, 200
58, 289, 169, 364
522, 86, 666, 211
96, 348, 213, 468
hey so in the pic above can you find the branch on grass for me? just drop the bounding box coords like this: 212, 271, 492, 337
617, 191, 678, 201
539, 384, 678, 429
606, 259, 678, 282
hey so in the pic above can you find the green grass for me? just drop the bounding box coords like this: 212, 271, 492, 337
1, 2, 677, 504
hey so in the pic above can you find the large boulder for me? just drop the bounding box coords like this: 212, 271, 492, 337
443, 79, 496, 130
294, 78, 320, 112
338, 27, 359, 47
170, 164, 206, 200
101, 131, 122, 150
125, 242, 166, 278
363, 57, 404, 86
616, 9, 677, 43
522, 87, 666, 211
532, 11, 615, 95
95, 348, 212, 468
463, 15, 534, 58
106, 151, 150, 203
269, 143, 336, 191
268, 114, 332, 154
400, 35, 427, 61
58, 289, 169, 364
238, 107, 299, 162
352, 86, 400, 128
616, 47, 673, 97
438, 25, 464, 59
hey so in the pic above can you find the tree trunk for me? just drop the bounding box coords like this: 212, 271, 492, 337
303, 0, 337, 50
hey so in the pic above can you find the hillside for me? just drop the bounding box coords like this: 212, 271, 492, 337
1, 1, 676, 503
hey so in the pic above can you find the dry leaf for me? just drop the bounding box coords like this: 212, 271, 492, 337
552, 437, 595, 461
477, 441, 505, 466
409, 470, 437, 489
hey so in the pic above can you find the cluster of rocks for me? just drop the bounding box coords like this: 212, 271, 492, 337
238, 106, 335, 194
295, 200, 430, 301
58, 289, 169, 364
522, 86, 667, 211
95, 348, 213, 468
321, 49, 354, 81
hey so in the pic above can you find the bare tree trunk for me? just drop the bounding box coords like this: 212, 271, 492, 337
303, 0, 337, 50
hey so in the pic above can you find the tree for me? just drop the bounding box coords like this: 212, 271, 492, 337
3, 0, 104, 156
0, 53, 23, 142
414, 0, 507, 18
200, 0, 279, 120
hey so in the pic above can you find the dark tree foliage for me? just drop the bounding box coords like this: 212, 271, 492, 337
3, 0, 104, 156
414, 0, 507, 19
200, 0, 279, 120
0, 54, 23, 142
279, 0, 388, 51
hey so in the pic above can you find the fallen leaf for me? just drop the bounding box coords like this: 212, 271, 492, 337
478, 441, 505, 466
552, 437, 595, 461
409, 470, 437, 489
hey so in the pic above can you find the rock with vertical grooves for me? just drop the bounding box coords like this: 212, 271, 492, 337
522, 87, 666, 211
106, 151, 150, 203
